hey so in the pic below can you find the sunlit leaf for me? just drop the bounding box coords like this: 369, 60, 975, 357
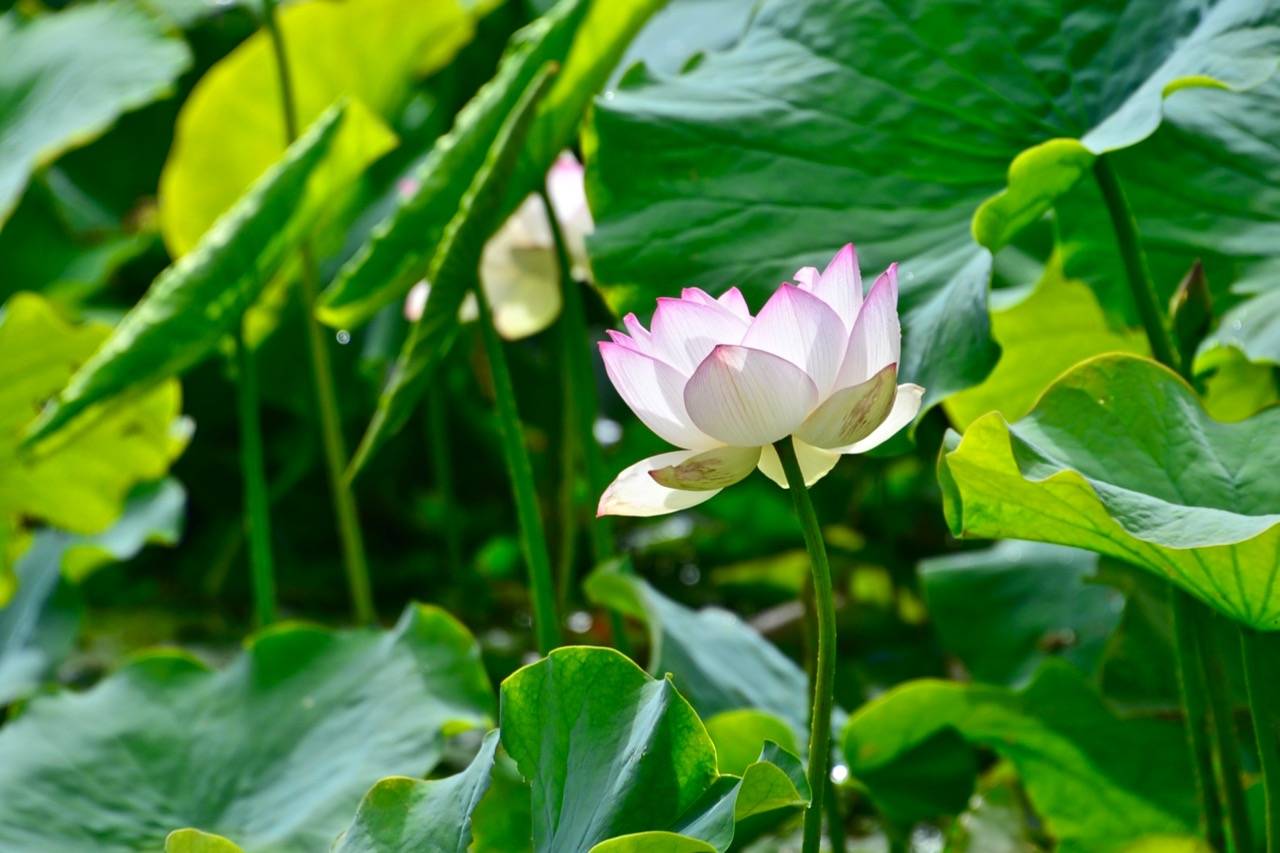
0, 4, 190, 227
843, 662, 1197, 852
920, 541, 1123, 686
164, 829, 245, 853
0, 294, 188, 602
938, 353, 1280, 630
333, 730, 499, 853
587, 0, 1280, 408
0, 604, 494, 852
25, 106, 345, 446
157, 0, 475, 256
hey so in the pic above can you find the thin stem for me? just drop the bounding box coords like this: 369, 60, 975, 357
1243, 629, 1280, 853
426, 382, 464, 583
774, 438, 836, 853
235, 324, 277, 627
258, 0, 374, 623
1196, 610, 1252, 853
1170, 589, 1226, 852
473, 274, 562, 654
1092, 156, 1180, 371
555, 361, 578, 609
1095, 152, 1241, 849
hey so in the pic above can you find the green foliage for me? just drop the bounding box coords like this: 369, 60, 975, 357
940, 353, 1280, 629
843, 662, 1198, 851
25, 107, 345, 446
0, 4, 190, 226
0, 605, 494, 852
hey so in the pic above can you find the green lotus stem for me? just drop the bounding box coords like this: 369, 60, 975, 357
540, 189, 631, 654
1195, 608, 1253, 853
258, 0, 374, 624
1169, 590, 1226, 851
235, 324, 277, 627
555, 370, 579, 608
426, 383, 464, 582
1242, 629, 1280, 853
1095, 152, 1245, 849
774, 438, 836, 853
472, 267, 562, 654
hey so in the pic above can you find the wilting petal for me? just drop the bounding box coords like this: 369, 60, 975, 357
650, 297, 749, 374
757, 437, 841, 489
741, 284, 846, 394
480, 243, 561, 340
599, 342, 717, 450
797, 363, 898, 449
598, 450, 724, 517
833, 383, 924, 455
684, 345, 819, 447
809, 243, 862, 331
835, 264, 899, 388
649, 445, 760, 491
717, 286, 751, 320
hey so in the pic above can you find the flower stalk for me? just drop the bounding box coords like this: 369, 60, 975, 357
473, 265, 562, 655
1242, 629, 1280, 853
774, 438, 837, 853
235, 323, 277, 627
258, 0, 374, 623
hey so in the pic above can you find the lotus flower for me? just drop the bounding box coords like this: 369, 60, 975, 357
597, 245, 924, 517
405, 152, 592, 340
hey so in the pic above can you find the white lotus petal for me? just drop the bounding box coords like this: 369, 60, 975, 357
793, 266, 820, 289
811, 243, 862, 331
757, 438, 842, 489
797, 363, 898, 448
834, 383, 924, 454
717, 286, 751, 320
598, 450, 724, 517
650, 296, 749, 374
836, 264, 900, 388
404, 280, 429, 322
481, 243, 561, 340
684, 345, 818, 447
599, 341, 717, 450
741, 284, 846, 394
649, 445, 760, 491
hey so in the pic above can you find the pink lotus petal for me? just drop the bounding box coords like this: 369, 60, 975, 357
835, 263, 900, 389
599, 341, 718, 450
684, 345, 819, 447
793, 266, 820, 289
757, 437, 841, 489
597, 449, 725, 517
649, 445, 760, 491
650, 296, 750, 374
680, 286, 719, 307
797, 363, 898, 449
741, 284, 846, 394
833, 383, 923, 455
717, 286, 751, 320
811, 244, 862, 331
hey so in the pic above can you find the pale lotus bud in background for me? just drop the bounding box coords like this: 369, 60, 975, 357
404, 152, 594, 340
596, 244, 924, 517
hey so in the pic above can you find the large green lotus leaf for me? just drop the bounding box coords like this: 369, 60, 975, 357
920, 541, 1122, 687
349, 67, 554, 475
0, 4, 190, 227
583, 567, 808, 737
943, 256, 1147, 429
0, 294, 188, 602
0, 604, 494, 852
842, 662, 1197, 852
25, 107, 344, 446
587, 0, 1280, 407
332, 730, 499, 853
317, 0, 667, 328
499, 647, 807, 852
939, 353, 1280, 629
157, 0, 474, 256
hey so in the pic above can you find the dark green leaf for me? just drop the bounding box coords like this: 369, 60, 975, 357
843, 662, 1197, 852
0, 604, 494, 852
24, 106, 346, 446
920, 541, 1123, 686
0, 4, 190, 227
587, 0, 1280, 408
939, 353, 1280, 629
333, 730, 499, 853
0, 533, 82, 706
